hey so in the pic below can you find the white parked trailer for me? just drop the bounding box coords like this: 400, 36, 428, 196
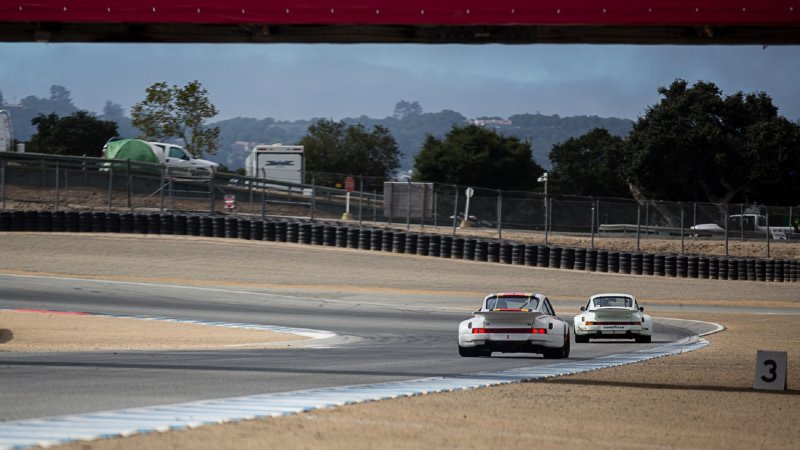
245, 144, 304, 184
0, 110, 13, 152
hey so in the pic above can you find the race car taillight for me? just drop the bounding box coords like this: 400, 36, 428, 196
472, 328, 547, 334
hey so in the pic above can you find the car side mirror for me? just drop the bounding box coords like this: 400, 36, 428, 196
639, 307, 644, 312
580, 306, 585, 312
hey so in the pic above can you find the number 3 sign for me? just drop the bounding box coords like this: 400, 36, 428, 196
754, 350, 788, 391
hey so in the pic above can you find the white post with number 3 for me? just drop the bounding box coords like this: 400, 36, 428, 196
753, 350, 787, 391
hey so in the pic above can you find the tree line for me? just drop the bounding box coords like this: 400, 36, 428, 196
4, 79, 799, 206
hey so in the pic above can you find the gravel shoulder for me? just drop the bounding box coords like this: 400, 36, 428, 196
0, 233, 797, 450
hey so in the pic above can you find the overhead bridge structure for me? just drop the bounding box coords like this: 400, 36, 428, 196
1, 1, 799, 44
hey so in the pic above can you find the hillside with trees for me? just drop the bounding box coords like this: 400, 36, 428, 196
0, 87, 631, 172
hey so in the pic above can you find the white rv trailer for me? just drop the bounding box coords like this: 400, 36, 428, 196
0, 110, 13, 152
245, 144, 304, 184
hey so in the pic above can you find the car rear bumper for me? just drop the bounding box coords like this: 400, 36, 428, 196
574, 326, 650, 338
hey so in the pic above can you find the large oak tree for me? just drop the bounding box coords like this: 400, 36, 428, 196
548, 128, 628, 198
27, 111, 117, 157
299, 119, 401, 184
413, 125, 544, 191
624, 79, 800, 205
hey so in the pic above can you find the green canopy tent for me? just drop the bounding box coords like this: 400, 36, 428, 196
103, 139, 158, 163
102, 139, 160, 173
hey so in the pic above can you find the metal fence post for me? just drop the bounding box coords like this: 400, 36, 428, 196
248, 178, 253, 212
54, 161, 60, 211
590, 199, 596, 249
420, 182, 427, 230
544, 192, 549, 245
680, 203, 685, 255
126, 160, 132, 210
496, 189, 503, 240
373, 189, 378, 223
405, 178, 411, 231
107, 165, 113, 210
724, 204, 729, 256
636, 203, 641, 252
208, 174, 215, 214
789, 206, 793, 243
159, 166, 165, 213
452, 184, 459, 236
261, 182, 267, 219
0, 158, 5, 210
547, 197, 553, 243
63, 168, 69, 206
740, 203, 745, 242
169, 175, 175, 211
433, 192, 438, 228
766, 210, 771, 258
358, 175, 364, 227
310, 175, 316, 220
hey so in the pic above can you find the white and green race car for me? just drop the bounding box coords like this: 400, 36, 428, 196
574, 293, 653, 343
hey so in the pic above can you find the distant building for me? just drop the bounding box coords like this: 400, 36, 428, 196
467, 118, 513, 127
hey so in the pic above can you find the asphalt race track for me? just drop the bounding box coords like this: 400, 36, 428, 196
0, 274, 698, 422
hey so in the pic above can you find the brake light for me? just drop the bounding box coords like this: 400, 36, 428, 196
472, 328, 547, 334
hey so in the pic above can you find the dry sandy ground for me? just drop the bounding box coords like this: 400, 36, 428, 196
0, 233, 797, 449
0, 310, 306, 352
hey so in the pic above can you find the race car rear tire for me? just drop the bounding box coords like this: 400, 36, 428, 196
635, 335, 652, 343
458, 345, 482, 357
543, 333, 570, 359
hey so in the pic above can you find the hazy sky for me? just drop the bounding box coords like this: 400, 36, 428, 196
1, 43, 799, 122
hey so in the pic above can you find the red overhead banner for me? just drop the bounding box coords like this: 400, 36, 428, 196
2, 1, 798, 26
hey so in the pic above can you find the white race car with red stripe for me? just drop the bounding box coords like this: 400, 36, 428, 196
458, 293, 570, 358
574, 293, 653, 343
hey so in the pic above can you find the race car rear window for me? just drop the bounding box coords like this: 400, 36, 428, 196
593, 297, 633, 308
486, 296, 539, 310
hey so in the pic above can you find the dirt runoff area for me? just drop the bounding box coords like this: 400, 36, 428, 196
0, 310, 308, 352
11, 312, 797, 450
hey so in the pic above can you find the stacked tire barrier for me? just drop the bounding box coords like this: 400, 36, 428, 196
2, 209, 798, 283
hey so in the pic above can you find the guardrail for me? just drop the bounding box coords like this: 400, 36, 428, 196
1, 209, 796, 283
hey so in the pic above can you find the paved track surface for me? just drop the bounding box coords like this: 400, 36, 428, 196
0, 274, 694, 421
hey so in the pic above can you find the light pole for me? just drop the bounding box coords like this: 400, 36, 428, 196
538, 172, 549, 243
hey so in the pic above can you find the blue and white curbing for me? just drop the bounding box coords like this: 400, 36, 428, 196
0, 330, 714, 450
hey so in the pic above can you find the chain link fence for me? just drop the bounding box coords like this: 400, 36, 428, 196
2, 151, 798, 258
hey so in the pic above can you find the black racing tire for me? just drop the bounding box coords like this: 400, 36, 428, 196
543, 332, 570, 359
458, 344, 482, 357
635, 335, 652, 343
575, 334, 590, 343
